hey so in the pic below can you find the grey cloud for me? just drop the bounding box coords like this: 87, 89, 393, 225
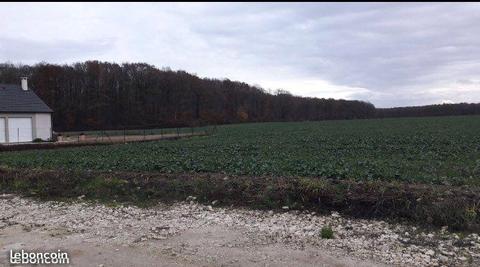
0, 37, 115, 64
1, 3, 480, 107
200, 3, 480, 106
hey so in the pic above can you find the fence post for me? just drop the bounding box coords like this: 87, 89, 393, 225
124, 128, 126, 143
17, 128, 19, 143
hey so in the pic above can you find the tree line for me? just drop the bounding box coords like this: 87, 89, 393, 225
376, 103, 480, 118
0, 61, 479, 131
0, 61, 375, 131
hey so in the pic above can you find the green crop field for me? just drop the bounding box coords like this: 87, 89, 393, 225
1, 116, 480, 185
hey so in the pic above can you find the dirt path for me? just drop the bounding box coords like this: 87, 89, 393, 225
0, 132, 207, 152
1, 195, 479, 266
0, 224, 380, 267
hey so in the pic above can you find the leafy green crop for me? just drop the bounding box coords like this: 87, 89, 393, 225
1, 116, 480, 185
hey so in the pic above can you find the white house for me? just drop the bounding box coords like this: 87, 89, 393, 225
0, 78, 53, 143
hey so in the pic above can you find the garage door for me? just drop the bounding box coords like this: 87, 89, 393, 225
8, 118, 33, 143
0, 118, 5, 143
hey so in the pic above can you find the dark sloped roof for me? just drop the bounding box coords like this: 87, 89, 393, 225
0, 84, 53, 113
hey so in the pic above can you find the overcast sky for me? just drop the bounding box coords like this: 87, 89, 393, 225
1, 3, 480, 107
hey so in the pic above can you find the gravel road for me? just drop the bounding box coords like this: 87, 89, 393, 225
1, 194, 479, 266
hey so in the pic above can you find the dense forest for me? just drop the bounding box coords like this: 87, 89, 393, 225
0, 61, 375, 131
376, 103, 480, 118
1, 61, 479, 131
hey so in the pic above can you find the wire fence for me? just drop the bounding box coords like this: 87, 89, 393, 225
56, 125, 217, 144
0, 125, 218, 145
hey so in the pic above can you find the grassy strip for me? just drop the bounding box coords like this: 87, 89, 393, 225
0, 167, 479, 231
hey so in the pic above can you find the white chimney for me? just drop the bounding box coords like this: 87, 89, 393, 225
21, 77, 28, 91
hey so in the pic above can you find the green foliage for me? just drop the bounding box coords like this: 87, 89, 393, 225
321, 226, 334, 239
1, 116, 480, 185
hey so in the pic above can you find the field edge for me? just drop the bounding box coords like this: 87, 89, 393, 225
1, 167, 479, 232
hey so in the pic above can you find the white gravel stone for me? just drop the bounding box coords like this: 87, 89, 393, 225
426, 249, 435, 256
0, 196, 479, 267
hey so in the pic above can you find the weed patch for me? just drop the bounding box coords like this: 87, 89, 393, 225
321, 226, 334, 239
1, 168, 479, 231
